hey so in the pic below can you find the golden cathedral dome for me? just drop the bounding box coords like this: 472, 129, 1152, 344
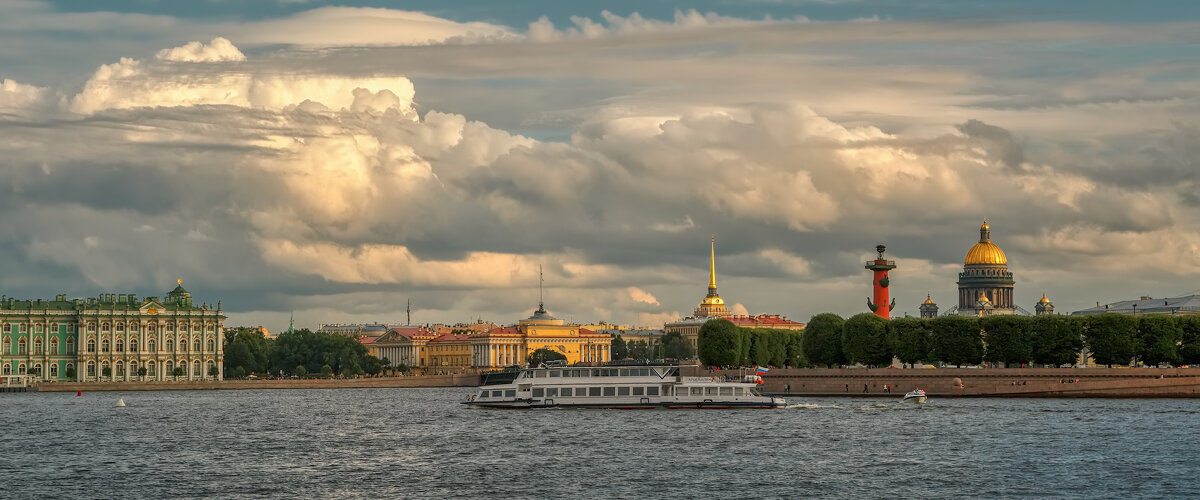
964, 219, 1008, 265
923, 293, 934, 305
1039, 292, 1051, 304
702, 295, 725, 306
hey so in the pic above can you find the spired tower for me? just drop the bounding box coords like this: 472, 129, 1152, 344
693, 235, 732, 318
919, 293, 939, 319
1035, 293, 1055, 315
957, 219, 1015, 314
865, 244, 897, 319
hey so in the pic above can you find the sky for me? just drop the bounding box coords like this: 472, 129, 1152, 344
1, 0, 1199, 333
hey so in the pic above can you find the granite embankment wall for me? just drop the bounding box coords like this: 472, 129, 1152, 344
36, 374, 481, 392
745, 367, 1200, 398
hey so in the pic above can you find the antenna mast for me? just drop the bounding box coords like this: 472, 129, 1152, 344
407, 298, 411, 325
539, 264, 544, 310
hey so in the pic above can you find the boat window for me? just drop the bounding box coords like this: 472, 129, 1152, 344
504, 390, 516, 397
705, 387, 718, 396
491, 390, 503, 397
608, 369, 619, 376
719, 387, 733, 396
591, 369, 601, 377
477, 391, 486, 398
647, 386, 660, 396
534, 371, 547, 378
734, 387, 744, 396
603, 387, 616, 396
617, 387, 630, 396
638, 368, 650, 376
690, 387, 703, 396
546, 388, 558, 397
549, 370, 560, 377
589, 387, 601, 397
632, 387, 644, 396
532, 388, 544, 397
561, 387, 573, 397
618, 369, 629, 376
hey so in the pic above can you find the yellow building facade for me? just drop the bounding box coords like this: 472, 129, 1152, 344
470, 304, 611, 368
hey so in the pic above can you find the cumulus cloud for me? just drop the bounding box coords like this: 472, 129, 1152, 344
2, 8, 1199, 329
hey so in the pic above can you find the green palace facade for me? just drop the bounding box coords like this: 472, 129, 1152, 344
0, 283, 225, 382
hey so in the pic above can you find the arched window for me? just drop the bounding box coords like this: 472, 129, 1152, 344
115, 361, 125, 377
148, 339, 156, 352
193, 360, 201, 378
87, 361, 96, 377
1, 336, 8, 354
194, 339, 202, 352
1, 363, 9, 375
130, 339, 139, 352
206, 338, 215, 351
100, 361, 109, 377
49, 338, 58, 354
115, 339, 124, 352
66, 363, 74, 377
147, 361, 156, 376
129, 360, 138, 377
34, 338, 43, 355
148, 323, 156, 333
50, 363, 58, 378
18, 363, 27, 375
101, 322, 110, 333
166, 339, 174, 351
32, 363, 42, 376
66, 337, 76, 354
101, 339, 110, 352
207, 360, 216, 378
129, 323, 139, 333
34, 323, 43, 333
87, 338, 96, 353
18, 338, 27, 355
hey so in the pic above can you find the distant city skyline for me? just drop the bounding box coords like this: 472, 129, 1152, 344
1, 1, 1198, 334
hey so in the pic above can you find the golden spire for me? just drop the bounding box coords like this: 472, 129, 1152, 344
709, 234, 717, 290
1040, 292, 1051, 303
177, 278, 182, 286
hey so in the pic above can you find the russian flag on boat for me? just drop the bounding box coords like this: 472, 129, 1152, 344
755, 366, 769, 375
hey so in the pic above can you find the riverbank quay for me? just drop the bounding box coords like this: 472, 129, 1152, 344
721, 367, 1200, 398
33, 373, 481, 392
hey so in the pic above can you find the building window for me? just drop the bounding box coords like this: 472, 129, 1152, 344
49, 338, 58, 355
147, 361, 156, 376
130, 340, 139, 352
101, 323, 110, 333
34, 323, 43, 333
1, 324, 8, 334
194, 339, 201, 352
18, 338, 27, 355
101, 339, 110, 352
67, 324, 75, 333
166, 339, 174, 351
19, 323, 27, 333
206, 339, 215, 351
193, 360, 201, 377
0, 336, 7, 354
66, 363, 74, 377
148, 339, 156, 352
115, 361, 124, 377
50, 363, 59, 378
18, 363, 26, 375
66, 337, 75, 354
86, 338, 95, 353
87, 361, 96, 377
116, 323, 124, 332
1, 364, 8, 375
129, 323, 139, 332
147, 324, 156, 333
115, 339, 124, 352
34, 338, 43, 355
87, 323, 96, 333
166, 324, 174, 333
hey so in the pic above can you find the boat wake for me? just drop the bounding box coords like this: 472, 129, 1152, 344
786, 403, 841, 409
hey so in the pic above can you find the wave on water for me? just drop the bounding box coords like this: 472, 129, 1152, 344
786, 403, 841, 409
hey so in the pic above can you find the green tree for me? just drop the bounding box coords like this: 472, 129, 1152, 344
364, 355, 383, 376
172, 367, 184, 380
611, 335, 629, 360
295, 365, 308, 378
841, 313, 893, 367
981, 315, 1033, 367
65, 366, 76, 379
231, 366, 247, 379
1136, 315, 1182, 366
320, 364, 334, 378
661, 332, 695, 360
208, 365, 220, 378
627, 340, 652, 361
137, 366, 148, 381
527, 347, 568, 366
931, 315, 983, 367
784, 330, 808, 368
802, 313, 846, 368
1030, 315, 1083, 367
1084, 313, 1138, 367
890, 317, 932, 366
698, 319, 741, 367
1179, 316, 1200, 365
102, 366, 112, 378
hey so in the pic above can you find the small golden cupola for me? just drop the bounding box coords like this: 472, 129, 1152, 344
964, 219, 1008, 265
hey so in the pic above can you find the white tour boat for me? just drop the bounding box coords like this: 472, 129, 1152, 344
464, 365, 786, 409
901, 389, 928, 404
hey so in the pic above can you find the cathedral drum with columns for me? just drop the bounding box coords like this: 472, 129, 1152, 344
957, 219, 1016, 315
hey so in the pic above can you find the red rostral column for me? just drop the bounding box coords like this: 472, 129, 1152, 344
865, 244, 897, 319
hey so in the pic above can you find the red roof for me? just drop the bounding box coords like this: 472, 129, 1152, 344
429, 333, 471, 343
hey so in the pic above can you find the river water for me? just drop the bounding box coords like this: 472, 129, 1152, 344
1, 388, 1194, 498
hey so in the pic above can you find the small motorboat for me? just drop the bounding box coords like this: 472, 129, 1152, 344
902, 389, 928, 404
